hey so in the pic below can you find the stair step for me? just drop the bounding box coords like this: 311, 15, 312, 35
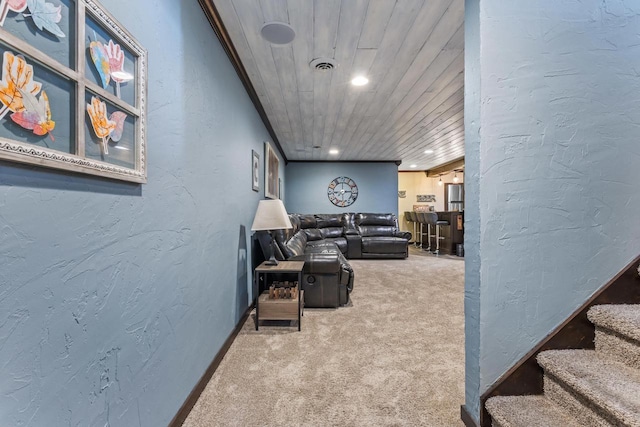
588, 304, 640, 342
486, 395, 582, 427
538, 350, 640, 426
588, 304, 640, 370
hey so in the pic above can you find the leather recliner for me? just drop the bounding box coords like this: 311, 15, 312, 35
351, 213, 412, 259
273, 217, 353, 308
269, 212, 410, 308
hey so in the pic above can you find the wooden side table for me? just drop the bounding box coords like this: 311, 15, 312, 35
254, 261, 304, 331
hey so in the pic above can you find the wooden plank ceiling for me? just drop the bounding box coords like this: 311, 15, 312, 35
209, 0, 464, 171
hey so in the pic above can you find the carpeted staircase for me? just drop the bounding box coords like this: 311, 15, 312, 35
486, 304, 640, 427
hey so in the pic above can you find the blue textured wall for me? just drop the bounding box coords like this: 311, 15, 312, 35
0, 1, 283, 426
465, 0, 640, 421
463, 0, 482, 420
285, 162, 398, 215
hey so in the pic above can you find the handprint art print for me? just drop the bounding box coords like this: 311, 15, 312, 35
0, 0, 147, 183
86, 96, 126, 155
89, 37, 133, 98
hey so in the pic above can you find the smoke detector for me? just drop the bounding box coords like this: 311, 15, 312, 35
310, 57, 337, 71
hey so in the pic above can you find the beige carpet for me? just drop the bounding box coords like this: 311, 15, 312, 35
183, 248, 465, 427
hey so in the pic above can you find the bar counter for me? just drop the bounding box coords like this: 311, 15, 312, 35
434, 211, 464, 255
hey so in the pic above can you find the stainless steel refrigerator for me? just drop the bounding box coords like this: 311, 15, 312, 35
447, 184, 464, 211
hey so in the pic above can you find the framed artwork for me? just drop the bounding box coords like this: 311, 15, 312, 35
251, 149, 259, 192
0, 0, 147, 183
417, 194, 436, 202
264, 141, 279, 199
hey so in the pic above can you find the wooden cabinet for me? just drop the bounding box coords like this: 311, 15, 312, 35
254, 261, 305, 331
258, 290, 304, 321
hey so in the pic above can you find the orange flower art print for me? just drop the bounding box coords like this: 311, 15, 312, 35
10, 88, 55, 140
0, 51, 55, 140
0, 51, 42, 119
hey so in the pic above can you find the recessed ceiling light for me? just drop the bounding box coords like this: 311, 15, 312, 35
351, 76, 369, 86
410, 164, 417, 168
424, 149, 434, 154
260, 22, 296, 45
329, 149, 339, 155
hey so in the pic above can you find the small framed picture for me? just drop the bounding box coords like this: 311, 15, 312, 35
252, 150, 260, 192
264, 141, 279, 199
417, 194, 436, 202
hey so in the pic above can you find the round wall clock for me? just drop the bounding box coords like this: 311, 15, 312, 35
328, 176, 358, 207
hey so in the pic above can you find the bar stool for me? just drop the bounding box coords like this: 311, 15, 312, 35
425, 213, 449, 254
404, 211, 413, 241
424, 212, 438, 252
409, 211, 420, 247
416, 212, 428, 249
404, 211, 414, 245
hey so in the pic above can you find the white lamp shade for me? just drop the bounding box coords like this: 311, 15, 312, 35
251, 199, 293, 231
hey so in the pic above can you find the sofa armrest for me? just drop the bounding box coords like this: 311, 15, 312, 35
346, 234, 362, 259
395, 231, 412, 241
304, 252, 340, 274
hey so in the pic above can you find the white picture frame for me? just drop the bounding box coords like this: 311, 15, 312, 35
0, 0, 148, 183
252, 149, 259, 192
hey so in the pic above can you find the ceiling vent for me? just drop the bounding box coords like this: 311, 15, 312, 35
310, 57, 337, 71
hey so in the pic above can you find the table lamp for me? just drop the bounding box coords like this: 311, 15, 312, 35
251, 199, 293, 265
